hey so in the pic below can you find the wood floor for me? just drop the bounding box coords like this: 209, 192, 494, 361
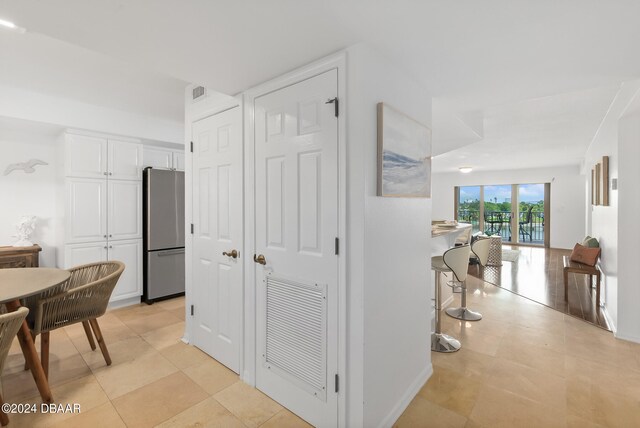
468, 245, 610, 330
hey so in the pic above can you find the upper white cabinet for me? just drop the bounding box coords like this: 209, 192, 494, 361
142, 146, 185, 171
65, 134, 107, 178
108, 139, 142, 180
173, 152, 186, 171
65, 134, 142, 180
142, 147, 173, 169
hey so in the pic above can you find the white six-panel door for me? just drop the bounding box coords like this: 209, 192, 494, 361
254, 69, 339, 427
191, 107, 243, 373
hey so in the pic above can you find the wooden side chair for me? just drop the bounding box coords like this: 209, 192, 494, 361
0, 307, 29, 426
22, 261, 125, 378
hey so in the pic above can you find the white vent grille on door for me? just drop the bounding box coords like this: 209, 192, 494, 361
264, 273, 327, 401
192, 86, 206, 101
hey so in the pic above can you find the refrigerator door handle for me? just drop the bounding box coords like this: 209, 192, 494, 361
156, 248, 186, 257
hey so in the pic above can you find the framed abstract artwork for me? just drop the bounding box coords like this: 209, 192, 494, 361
377, 102, 432, 197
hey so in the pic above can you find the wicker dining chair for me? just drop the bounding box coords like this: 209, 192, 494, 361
22, 261, 125, 378
0, 307, 29, 426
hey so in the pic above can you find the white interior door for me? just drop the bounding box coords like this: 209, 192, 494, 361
191, 107, 243, 373
254, 69, 339, 427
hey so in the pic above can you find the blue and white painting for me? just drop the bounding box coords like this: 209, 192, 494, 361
378, 103, 432, 197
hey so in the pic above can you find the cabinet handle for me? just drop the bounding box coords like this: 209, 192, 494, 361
109, 234, 112, 237
109, 245, 113, 249
103, 235, 107, 238
104, 246, 107, 249
109, 172, 113, 176
103, 172, 108, 176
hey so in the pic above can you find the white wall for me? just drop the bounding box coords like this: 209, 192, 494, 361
431, 166, 585, 249
584, 80, 640, 336
0, 85, 184, 145
615, 94, 640, 343
346, 43, 432, 428
0, 128, 58, 267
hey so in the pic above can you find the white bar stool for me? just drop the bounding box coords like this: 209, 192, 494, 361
431, 244, 470, 353
445, 238, 490, 321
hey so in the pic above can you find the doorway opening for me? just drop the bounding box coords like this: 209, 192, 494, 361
455, 182, 550, 247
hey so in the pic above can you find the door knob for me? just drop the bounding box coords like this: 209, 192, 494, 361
222, 249, 238, 259
254, 254, 266, 265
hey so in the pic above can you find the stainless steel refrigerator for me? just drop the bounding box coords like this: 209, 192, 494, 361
143, 168, 185, 303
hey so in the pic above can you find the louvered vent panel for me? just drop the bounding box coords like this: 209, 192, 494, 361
264, 274, 327, 400
192, 86, 206, 101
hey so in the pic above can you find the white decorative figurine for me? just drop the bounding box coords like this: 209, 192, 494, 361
13, 215, 37, 247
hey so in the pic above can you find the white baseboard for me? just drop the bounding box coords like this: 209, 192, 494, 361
376, 364, 433, 428
601, 304, 617, 334
615, 330, 640, 344
107, 296, 141, 310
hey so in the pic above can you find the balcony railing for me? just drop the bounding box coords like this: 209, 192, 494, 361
456, 209, 544, 244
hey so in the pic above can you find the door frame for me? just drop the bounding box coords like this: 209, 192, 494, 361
243, 52, 347, 427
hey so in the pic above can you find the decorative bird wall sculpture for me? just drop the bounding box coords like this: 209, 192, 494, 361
3, 159, 49, 176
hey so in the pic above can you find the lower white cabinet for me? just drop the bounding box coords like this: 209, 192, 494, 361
63, 239, 142, 302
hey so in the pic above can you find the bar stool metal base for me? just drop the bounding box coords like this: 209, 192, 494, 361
445, 307, 483, 321
431, 332, 461, 353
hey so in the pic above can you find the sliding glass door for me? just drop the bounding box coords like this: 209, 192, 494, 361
455, 183, 549, 247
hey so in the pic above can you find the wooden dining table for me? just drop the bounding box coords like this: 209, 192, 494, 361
0, 267, 70, 403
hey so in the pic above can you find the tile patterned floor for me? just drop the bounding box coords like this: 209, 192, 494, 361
1, 297, 310, 428
3, 275, 639, 427
395, 274, 640, 428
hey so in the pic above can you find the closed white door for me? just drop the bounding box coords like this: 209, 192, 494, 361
108, 140, 142, 180
143, 147, 173, 169
108, 180, 142, 240
65, 134, 107, 178
254, 70, 339, 427
63, 242, 108, 269
66, 178, 107, 244
173, 151, 186, 171
108, 239, 142, 301
191, 107, 243, 373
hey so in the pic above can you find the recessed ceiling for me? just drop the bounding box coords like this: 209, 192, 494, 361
432, 85, 621, 172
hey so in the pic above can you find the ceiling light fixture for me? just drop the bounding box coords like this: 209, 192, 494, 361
459, 166, 473, 173
0, 18, 26, 33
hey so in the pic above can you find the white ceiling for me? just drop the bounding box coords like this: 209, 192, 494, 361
0, 29, 187, 122
2, 1, 640, 170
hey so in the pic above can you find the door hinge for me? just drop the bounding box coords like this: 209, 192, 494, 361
190, 305, 194, 316
190, 141, 194, 153
334, 237, 339, 255
326, 97, 339, 117
190, 223, 194, 234
335, 374, 339, 393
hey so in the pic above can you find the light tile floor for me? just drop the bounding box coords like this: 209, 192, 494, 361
3, 274, 640, 427
1, 297, 310, 428
395, 274, 640, 428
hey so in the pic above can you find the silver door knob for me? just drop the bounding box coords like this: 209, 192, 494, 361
223, 249, 239, 259
254, 254, 266, 265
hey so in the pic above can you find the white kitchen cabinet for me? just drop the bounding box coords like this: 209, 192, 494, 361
108, 140, 142, 180
65, 178, 108, 243
108, 239, 143, 301
65, 134, 107, 178
173, 151, 186, 171
63, 242, 108, 269
63, 239, 142, 302
142, 147, 173, 169
59, 131, 144, 304
108, 180, 142, 241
